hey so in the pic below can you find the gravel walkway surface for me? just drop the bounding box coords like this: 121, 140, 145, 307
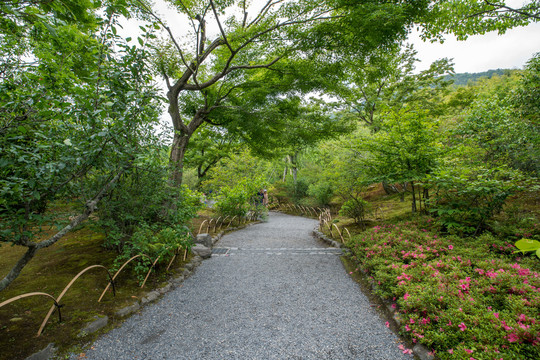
78, 212, 412, 360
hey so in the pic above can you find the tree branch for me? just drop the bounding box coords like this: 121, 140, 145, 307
0, 164, 130, 292
210, 0, 234, 53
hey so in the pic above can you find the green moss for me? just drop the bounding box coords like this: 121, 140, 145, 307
0, 225, 193, 360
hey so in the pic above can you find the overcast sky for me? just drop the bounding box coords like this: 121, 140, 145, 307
409, 22, 540, 73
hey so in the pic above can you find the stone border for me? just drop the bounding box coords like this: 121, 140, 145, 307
312, 228, 343, 248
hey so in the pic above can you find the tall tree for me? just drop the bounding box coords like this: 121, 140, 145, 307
135, 0, 430, 186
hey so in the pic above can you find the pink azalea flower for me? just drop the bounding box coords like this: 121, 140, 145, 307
459, 322, 467, 331
507, 333, 519, 342
447, 349, 453, 354
403, 293, 410, 301
385, 321, 390, 328
448, 245, 453, 250
465, 349, 473, 354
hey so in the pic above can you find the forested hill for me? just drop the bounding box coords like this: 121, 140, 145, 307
445, 68, 515, 85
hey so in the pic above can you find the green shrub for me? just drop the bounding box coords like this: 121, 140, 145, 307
346, 220, 540, 359
96, 154, 203, 251
307, 182, 334, 206
426, 167, 519, 235
284, 178, 309, 203
339, 198, 370, 224
114, 224, 193, 284
214, 176, 267, 218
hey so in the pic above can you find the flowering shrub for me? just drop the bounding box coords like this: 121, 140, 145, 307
346, 220, 540, 359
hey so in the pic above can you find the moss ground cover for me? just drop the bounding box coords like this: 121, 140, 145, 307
346, 218, 540, 360
0, 225, 194, 360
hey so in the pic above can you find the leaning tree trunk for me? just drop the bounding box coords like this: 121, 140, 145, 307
169, 132, 191, 186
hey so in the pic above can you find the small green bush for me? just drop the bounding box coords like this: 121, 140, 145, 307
307, 182, 334, 206
214, 177, 268, 218
114, 224, 193, 284
426, 168, 519, 235
339, 198, 370, 224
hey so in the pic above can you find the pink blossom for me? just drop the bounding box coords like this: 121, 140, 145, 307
459, 322, 467, 331
405, 325, 411, 331
410, 318, 415, 324
385, 321, 390, 328
494, 312, 499, 319
507, 333, 519, 342
448, 245, 453, 250
447, 349, 454, 354
465, 349, 473, 354
404, 293, 410, 301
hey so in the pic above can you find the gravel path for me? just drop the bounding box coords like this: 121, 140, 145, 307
78, 212, 412, 360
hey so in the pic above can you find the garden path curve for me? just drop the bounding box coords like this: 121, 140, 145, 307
78, 212, 412, 360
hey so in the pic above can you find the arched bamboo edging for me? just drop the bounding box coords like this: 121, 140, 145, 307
344, 227, 352, 241
197, 220, 208, 235
39, 265, 115, 336
333, 224, 344, 242
141, 247, 174, 289
220, 216, 230, 230
166, 248, 179, 272
228, 215, 237, 228
213, 217, 222, 233
207, 219, 214, 234
0, 292, 63, 333
98, 254, 152, 303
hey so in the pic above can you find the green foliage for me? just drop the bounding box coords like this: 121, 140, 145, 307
214, 177, 268, 218
339, 198, 370, 224
456, 94, 538, 175
284, 178, 309, 204
201, 149, 274, 192
346, 220, 540, 359
97, 157, 203, 251
307, 182, 334, 206
514, 239, 540, 259
444, 68, 513, 86
426, 167, 520, 235
421, 0, 540, 41
114, 223, 193, 284
0, 8, 163, 248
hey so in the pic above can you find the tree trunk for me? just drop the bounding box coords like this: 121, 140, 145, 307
423, 187, 429, 212
382, 181, 395, 195
169, 132, 190, 186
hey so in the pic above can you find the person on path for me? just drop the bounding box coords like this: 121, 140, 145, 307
263, 189, 268, 207
256, 188, 264, 205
